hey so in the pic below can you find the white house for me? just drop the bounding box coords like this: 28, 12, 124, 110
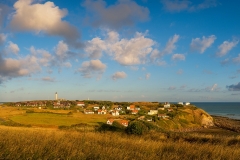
93, 106, 99, 111
164, 102, 171, 108
178, 102, 183, 105
77, 102, 85, 107
148, 110, 158, 115
112, 110, 119, 116
98, 109, 107, 114
185, 102, 190, 106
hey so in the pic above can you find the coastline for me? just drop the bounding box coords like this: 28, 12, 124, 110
211, 115, 240, 133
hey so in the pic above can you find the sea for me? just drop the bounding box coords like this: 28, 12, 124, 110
192, 102, 240, 120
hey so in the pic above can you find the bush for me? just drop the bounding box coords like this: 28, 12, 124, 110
126, 121, 149, 135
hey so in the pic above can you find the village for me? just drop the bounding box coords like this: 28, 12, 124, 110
12, 96, 191, 128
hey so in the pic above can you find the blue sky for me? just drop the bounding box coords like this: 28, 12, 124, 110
0, 0, 240, 102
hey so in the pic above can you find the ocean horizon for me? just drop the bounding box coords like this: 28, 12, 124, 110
191, 102, 240, 120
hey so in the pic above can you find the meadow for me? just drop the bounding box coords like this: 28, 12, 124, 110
0, 126, 240, 160
0, 106, 240, 159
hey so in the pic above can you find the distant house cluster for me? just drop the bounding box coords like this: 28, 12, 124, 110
107, 119, 129, 127
14, 101, 47, 107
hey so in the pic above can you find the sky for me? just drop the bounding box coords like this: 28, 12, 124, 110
0, 0, 240, 102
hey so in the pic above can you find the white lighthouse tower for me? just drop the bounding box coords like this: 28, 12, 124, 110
55, 92, 58, 100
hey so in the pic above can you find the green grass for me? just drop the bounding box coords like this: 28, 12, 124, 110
9, 112, 108, 127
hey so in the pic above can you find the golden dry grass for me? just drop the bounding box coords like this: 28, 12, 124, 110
0, 126, 240, 160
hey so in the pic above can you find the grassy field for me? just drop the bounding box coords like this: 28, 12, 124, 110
0, 107, 109, 127
1, 105, 240, 159
0, 126, 239, 160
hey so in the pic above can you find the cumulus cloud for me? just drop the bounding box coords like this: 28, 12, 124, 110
233, 54, 240, 64
82, 0, 149, 29
216, 40, 238, 57
6, 41, 20, 55
172, 54, 185, 61
85, 30, 156, 66
84, 37, 107, 59
10, 0, 80, 47
226, 82, 240, 91
190, 35, 216, 53
112, 71, 127, 80
150, 34, 179, 62
77, 59, 107, 79
0, 52, 41, 83
161, 0, 218, 12
145, 73, 150, 79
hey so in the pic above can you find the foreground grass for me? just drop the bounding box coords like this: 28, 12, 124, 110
0, 126, 240, 160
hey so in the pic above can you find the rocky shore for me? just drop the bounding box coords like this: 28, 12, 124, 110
212, 115, 240, 133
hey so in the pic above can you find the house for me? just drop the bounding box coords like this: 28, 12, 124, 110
131, 110, 138, 114
93, 106, 99, 111
77, 102, 85, 107
148, 110, 158, 115
167, 109, 173, 112
164, 102, 171, 108
106, 119, 129, 127
98, 109, 107, 114
84, 110, 94, 114
158, 114, 169, 118
127, 105, 135, 110
120, 120, 128, 127
158, 107, 164, 110
185, 102, 190, 106
112, 110, 119, 116
15, 103, 22, 107
106, 119, 115, 125
178, 102, 183, 105
114, 106, 123, 111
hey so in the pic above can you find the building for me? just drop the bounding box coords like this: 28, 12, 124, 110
185, 102, 190, 105
77, 102, 85, 107
148, 110, 158, 115
55, 92, 58, 100
164, 102, 171, 108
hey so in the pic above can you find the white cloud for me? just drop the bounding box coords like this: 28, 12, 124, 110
0, 53, 41, 83
86, 30, 156, 66
84, 37, 107, 59
145, 73, 150, 79
164, 34, 179, 54
29, 46, 52, 67
55, 41, 68, 60
0, 33, 7, 45
172, 54, 185, 61
216, 40, 238, 57
10, 0, 80, 46
190, 35, 216, 53
77, 59, 107, 79
112, 71, 127, 80
82, 0, 149, 29
233, 54, 240, 64
6, 41, 20, 55
210, 83, 217, 91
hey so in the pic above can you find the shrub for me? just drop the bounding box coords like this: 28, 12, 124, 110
126, 121, 149, 135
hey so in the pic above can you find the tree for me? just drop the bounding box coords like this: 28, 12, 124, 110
126, 121, 148, 135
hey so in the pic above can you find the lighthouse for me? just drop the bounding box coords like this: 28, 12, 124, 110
55, 92, 58, 100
